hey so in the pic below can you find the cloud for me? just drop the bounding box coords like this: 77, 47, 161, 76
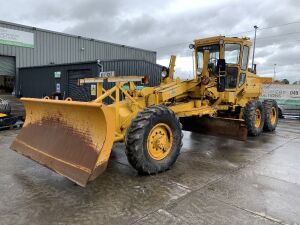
1, 0, 300, 81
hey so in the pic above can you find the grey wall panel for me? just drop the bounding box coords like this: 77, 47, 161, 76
0, 20, 156, 70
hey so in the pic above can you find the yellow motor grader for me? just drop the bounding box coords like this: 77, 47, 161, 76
11, 36, 278, 187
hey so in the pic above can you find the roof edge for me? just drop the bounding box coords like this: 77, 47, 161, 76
18, 59, 163, 70
0, 20, 156, 54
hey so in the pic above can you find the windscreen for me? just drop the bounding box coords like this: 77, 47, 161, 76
197, 44, 220, 75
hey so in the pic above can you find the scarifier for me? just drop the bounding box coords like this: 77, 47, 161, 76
10, 36, 278, 187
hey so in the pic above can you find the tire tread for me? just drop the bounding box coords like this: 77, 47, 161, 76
125, 106, 183, 174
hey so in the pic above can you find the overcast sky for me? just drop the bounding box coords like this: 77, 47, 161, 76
1, 0, 300, 81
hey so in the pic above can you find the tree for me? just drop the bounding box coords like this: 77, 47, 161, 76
281, 79, 289, 84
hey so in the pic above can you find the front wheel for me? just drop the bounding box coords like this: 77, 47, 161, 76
125, 106, 183, 174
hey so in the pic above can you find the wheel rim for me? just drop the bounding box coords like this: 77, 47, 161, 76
254, 109, 262, 128
147, 123, 173, 160
270, 107, 277, 125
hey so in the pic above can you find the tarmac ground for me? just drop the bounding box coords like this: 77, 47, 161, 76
0, 118, 300, 225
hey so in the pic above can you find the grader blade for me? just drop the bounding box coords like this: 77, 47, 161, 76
180, 117, 248, 141
10, 98, 115, 187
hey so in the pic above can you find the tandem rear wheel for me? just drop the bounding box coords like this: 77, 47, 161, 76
263, 99, 279, 132
243, 99, 278, 136
125, 106, 183, 174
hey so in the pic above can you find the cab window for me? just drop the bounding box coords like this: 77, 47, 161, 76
241, 46, 249, 70
239, 73, 246, 87
224, 44, 240, 64
197, 44, 220, 75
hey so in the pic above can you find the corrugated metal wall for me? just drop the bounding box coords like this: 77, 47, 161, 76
19, 60, 162, 102
18, 62, 98, 99
101, 59, 161, 87
0, 20, 156, 69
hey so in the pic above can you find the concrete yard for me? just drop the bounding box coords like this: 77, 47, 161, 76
0, 119, 300, 225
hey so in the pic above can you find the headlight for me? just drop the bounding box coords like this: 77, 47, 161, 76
161, 70, 168, 78
161, 67, 169, 78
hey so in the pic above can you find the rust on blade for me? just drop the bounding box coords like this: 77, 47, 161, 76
181, 116, 248, 141
10, 98, 115, 187
11, 118, 98, 186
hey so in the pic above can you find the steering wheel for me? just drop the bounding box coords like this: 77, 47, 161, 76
209, 57, 218, 62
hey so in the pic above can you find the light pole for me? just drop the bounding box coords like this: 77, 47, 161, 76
252, 25, 258, 70
273, 63, 277, 81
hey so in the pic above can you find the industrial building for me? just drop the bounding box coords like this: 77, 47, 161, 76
0, 20, 157, 96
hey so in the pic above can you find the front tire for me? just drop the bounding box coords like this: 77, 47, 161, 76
243, 100, 265, 136
125, 106, 183, 174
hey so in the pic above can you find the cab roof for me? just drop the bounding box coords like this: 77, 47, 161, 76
194, 36, 252, 47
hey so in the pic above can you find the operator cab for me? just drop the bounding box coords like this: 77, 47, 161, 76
194, 36, 251, 91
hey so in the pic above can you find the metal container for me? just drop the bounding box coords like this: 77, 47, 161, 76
18, 60, 162, 102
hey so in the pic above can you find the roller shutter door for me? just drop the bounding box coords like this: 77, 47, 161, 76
67, 69, 93, 101
0, 56, 15, 76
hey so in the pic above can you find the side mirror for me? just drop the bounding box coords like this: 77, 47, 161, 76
217, 59, 226, 72
217, 76, 226, 92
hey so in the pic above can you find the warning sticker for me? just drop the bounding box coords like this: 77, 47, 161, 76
91, 84, 96, 96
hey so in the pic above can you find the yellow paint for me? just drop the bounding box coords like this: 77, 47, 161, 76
0, 113, 7, 118
96, 83, 103, 99
161, 55, 176, 85
168, 55, 176, 80
270, 107, 277, 125
255, 108, 262, 128
259, 77, 273, 84
147, 123, 173, 160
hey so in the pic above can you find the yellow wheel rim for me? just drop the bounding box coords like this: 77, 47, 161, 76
254, 109, 262, 128
270, 107, 277, 125
147, 123, 173, 160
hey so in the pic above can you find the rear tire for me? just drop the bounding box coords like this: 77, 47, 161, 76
125, 106, 183, 174
263, 99, 278, 132
0, 98, 11, 115
243, 100, 265, 136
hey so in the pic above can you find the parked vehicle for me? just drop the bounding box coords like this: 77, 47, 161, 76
261, 84, 300, 118
0, 98, 18, 128
278, 103, 300, 118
